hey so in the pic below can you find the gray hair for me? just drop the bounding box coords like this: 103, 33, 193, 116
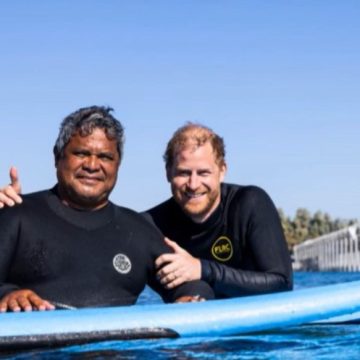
53, 106, 125, 161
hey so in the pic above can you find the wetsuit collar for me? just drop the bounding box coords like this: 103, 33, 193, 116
47, 185, 115, 230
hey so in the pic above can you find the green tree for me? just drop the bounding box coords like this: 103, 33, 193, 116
278, 208, 296, 250
293, 208, 310, 244
277, 207, 357, 251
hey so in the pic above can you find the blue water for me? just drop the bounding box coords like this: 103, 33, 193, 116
2, 272, 360, 360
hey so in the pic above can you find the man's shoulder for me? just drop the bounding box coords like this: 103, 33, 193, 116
223, 182, 266, 196
112, 203, 162, 233
22, 189, 52, 201
112, 203, 142, 219
19, 189, 61, 213
222, 183, 273, 206
0, 189, 51, 223
143, 197, 175, 219
141, 198, 179, 234
5, 189, 52, 212
145, 197, 173, 212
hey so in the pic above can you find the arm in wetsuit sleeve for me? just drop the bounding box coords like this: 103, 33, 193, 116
201, 259, 292, 297
0, 207, 21, 299
201, 187, 293, 297
0, 212, 53, 312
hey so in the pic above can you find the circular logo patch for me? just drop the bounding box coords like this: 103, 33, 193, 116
113, 254, 132, 274
211, 236, 233, 262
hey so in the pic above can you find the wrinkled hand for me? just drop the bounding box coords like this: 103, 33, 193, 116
155, 238, 201, 289
175, 295, 205, 303
0, 166, 22, 208
0, 289, 55, 313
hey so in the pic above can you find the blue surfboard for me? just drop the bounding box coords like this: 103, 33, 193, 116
1, 280, 360, 350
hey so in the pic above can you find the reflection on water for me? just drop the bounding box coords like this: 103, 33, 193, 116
7, 327, 360, 360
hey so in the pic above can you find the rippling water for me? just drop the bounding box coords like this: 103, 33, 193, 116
2, 272, 360, 360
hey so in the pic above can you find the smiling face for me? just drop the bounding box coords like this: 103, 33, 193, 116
56, 128, 120, 210
167, 141, 226, 223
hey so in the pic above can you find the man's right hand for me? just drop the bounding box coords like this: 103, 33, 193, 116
0, 289, 55, 312
0, 166, 22, 208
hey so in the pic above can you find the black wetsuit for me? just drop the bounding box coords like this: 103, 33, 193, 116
0, 187, 213, 308
145, 183, 293, 298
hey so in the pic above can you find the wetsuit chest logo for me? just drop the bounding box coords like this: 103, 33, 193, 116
113, 254, 132, 274
211, 236, 233, 262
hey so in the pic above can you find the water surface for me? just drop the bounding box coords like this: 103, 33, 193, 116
2, 272, 360, 360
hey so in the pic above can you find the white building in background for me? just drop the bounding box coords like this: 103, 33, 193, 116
293, 224, 360, 271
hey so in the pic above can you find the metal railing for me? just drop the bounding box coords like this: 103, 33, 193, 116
293, 224, 360, 271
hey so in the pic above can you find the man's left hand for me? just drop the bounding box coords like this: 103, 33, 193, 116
155, 238, 201, 289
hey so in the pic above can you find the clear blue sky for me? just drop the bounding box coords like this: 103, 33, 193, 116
0, 1, 359, 220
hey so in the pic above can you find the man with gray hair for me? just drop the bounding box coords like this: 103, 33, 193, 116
0, 106, 213, 312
